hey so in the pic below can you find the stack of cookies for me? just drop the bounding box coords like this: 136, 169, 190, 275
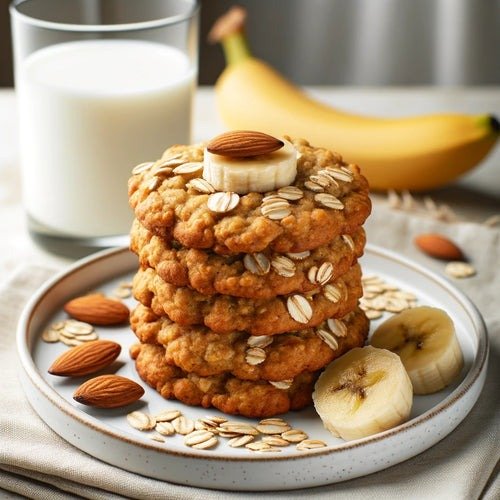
128, 133, 372, 418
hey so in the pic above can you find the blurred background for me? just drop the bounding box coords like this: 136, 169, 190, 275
1, 0, 499, 87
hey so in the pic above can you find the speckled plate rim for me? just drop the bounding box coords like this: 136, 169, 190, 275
17, 244, 488, 464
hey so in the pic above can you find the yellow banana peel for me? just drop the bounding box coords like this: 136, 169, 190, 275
211, 8, 499, 191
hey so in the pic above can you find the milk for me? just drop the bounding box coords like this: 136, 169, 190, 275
17, 40, 195, 237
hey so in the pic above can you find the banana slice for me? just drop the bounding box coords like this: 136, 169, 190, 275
313, 346, 413, 441
203, 139, 297, 194
370, 306, 463, 395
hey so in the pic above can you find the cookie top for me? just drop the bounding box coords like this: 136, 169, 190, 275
132, 264, 363, 336
132, 343, 316, 418
130, 218, 366, 299
131, 304, 369, 382
128, 138, 371, 255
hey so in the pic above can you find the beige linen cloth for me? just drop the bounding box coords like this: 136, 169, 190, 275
0, 204, 499, 500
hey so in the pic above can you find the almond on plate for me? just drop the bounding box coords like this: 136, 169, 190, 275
48, 340, 121, 377
64, 293, 129, 325
206, 130, 284, 157
73, 374, 144, 408
414, 233, 464, 261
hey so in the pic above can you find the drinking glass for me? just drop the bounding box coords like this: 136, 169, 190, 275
10, 0, 199, 257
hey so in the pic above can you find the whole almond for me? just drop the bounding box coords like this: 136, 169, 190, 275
64, 294, 129, 325
48, 340, 121, 377
73, 375, 144, 408
207, 131, 284, 158
414, 233, 464, 261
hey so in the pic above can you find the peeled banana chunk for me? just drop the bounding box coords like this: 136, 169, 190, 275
370, 306, 464, 395
313, 346, 413, 441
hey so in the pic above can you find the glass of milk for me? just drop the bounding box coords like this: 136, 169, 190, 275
10, 0, 199, 257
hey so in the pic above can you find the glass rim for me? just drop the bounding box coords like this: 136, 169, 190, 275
9, 0, 199, 33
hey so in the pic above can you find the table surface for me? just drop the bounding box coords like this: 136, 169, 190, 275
0, 86, 499, 281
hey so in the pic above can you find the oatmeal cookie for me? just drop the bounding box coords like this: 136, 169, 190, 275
128, 138, 371, 255
132, 343, 315, 417
130, 218, 366, 299
130, 304, 369, 381
132, 264, 363, 335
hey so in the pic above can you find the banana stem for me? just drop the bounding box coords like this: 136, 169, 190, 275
222, 32, 251, 66
208, 6, 252, 66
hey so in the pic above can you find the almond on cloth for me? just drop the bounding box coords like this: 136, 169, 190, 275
73, 374, 144, 408
207, 130, 284, 157
48, 340, 121, 377
64, 293, 129, 325
414, 233, 464, 261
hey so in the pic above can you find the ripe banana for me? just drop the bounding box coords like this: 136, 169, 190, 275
210, 7, 499, 191
203, 138, 297, 193
313, 346, 413, 441
370, 306, 463, 394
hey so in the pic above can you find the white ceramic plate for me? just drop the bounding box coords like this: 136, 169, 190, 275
17, 245, 488, 491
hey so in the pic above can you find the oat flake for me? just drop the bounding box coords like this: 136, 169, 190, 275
207, 192, 240, 213
316, 327, 339, 350
247, 335, 273, 348
219, 422, 259, 436
269, 379, 293, 390
327, 318, 348, 338
187, 177, 215, 194
132, 162, 155, 175
324, 284, 342, 303
245, 347, 266, 366
245, 442, 279, 452
314, 193, 344, 210
342, 234, 355, 251
172, 416, 195, 435
365, 309, 383, 320
323, 167, 352, 183
154, 409, 181, 422
281, 429, 308, 443
126, 411, 156, 431
172, 162, 203, 175
243, 253, 271, 275
155, 421, 175, 436
42, 329, 60, 343
309, 174, 330, 188
304, 180, 324, 193
296, 439, 327, 450
445, 261, 476, 279
287, 294, 313, 323
277, 186, 304, 200
262, 435, 290, 446
271, 255, 296, 277
228, 435, 254, 448
184, 430, 216, 447
257, 423, 291, 435
146, 176, 161, 191
261, 198, 291, 220
286, 251, 310, 260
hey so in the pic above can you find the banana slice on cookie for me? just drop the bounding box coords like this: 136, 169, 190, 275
370, 306, 463, 395
313, 346, 413, 441
203, 131, 297, 194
